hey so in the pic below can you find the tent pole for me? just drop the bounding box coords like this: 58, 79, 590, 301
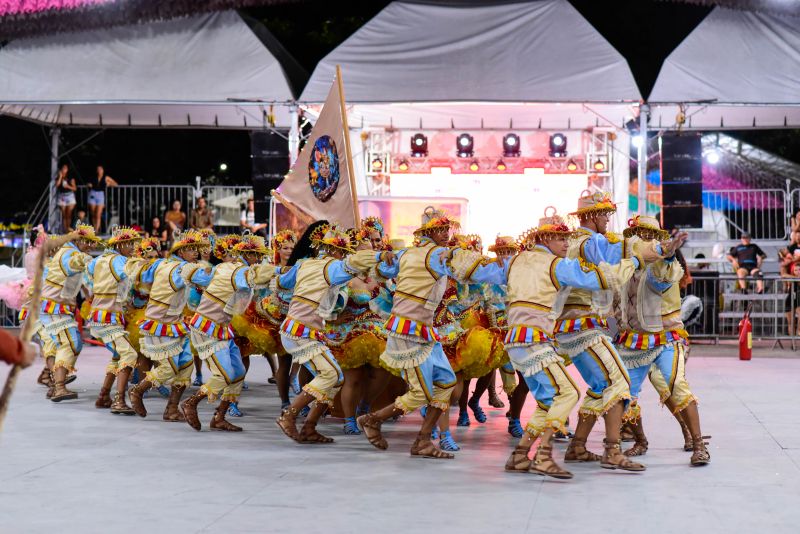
48, 128, 61, 232
637, 104, 649, 216
288, 104, 300, 166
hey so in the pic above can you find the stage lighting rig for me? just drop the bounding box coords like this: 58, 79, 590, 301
371, 158, 384, 172
502, 133, 521, 157
549, 133, 567, 157
566, 159, 578, 172
398, 159, 410, 171
496, 160, 507, 171
469, 159, 480, 172
457, 133, 474, 158
411, 133, 428, 157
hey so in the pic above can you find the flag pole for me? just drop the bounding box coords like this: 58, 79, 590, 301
335, 65, 361, 229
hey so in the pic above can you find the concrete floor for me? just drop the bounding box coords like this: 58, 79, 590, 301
1, 347, 799, 534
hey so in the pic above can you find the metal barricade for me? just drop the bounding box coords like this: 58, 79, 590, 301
703, 189, 787, 241
0, 300, 20, 328
199, 185, 253, 234
72, 184, 196, 231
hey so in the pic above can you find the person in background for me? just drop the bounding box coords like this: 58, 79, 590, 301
87, 164, 118, 233
73, 208, 88, 230
190, 197, 214, 231
780, 257, 800, 335
146, 216, 169, 255
54, 163, 77, 232
0, 328, 37, 367
727, 233, 767, 293
240, 198, 267, 237
164, 199, 187, 235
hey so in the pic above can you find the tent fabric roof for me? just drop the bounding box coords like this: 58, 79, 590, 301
0, 10, 303, 128
300, 0, 642, 105
648, 7, 800, 129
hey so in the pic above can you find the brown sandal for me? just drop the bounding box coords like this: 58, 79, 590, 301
690, 438, 711, 466
357, 413, 388, 450
601, 439, 646, 471
623, 418, 649, 457
504, 445, 531, 472
299, 425, 334, 444
529, 445, 573, 479
410, 437, 454, 459
37, 367, 52, 387
276, 406, 302, 442
181, 391, 207, 431
564, 437, 602, 463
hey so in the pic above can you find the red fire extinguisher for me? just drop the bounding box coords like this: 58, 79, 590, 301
739, 304, 752, 361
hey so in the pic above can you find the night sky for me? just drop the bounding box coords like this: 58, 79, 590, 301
0, 0, 796, 221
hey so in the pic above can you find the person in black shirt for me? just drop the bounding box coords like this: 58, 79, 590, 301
727, 233, 767, 293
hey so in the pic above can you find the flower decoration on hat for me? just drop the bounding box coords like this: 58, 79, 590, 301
361, 216, 385, 237
623, 215, 670, 240
107, 226, 142, 247
170, 229, 207, 255
534, 206, 574, 240
311, 223, 355, 254
488, 235, 520, 254
214, 234, 243, 260
571, 189, 617, 216
233, 234, 270, 256
271, 229, 297, 264
454, 233, 483, 253
136, 236, 161, 258
73, 223, 103, 244
413, 206, 460, 237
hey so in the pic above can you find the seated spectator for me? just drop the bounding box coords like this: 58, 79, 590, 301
0, 328, 37, 367
190, 197, 214, 230
146, 216, 169, 254
164, 199, 186, 235
694, 253, 710, 270
73, 208, 88, 229
781, 258, 800, 335
727, 233, 767, 293
240, 198, 267, 237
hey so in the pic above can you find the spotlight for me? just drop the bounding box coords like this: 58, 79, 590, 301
593, 159, 606, 171
371, 158, 383, 172
502, 133, 521, 157
631, 135, 644, 149
496, 160, 507, 171
566, 159, 578, 172
705, 150, 720, 165
457, 133, 474, 158
469, 159, 480, 172
411, 133, 428, 157
549, 133, 567, 157
219, 163, 228, 171
398, 159, 409, 171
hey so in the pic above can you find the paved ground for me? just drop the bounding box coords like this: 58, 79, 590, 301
1, 347, 799, 533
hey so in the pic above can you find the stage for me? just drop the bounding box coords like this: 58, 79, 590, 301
0, 347, 798, 533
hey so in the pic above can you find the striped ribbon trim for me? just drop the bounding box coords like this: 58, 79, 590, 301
40, 299, 74, 316
504, 325, 552, 345
280, 317, 325, 341
189, 313, 235, 340
18, 308, 28, 321
615, 329, 688, 349
89, 309, 126, 326
138, 318, 190, 338
554, 316, 608, 334
383, 314, 440, 342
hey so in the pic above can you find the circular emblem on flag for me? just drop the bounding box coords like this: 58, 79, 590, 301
308, 135, 340, 203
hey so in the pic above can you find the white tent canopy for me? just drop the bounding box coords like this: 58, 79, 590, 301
300, 0, 642, 130
0, 10, 301, 129
649, 7, 800, 129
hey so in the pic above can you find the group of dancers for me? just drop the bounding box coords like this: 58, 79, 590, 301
14, 189, 710, 479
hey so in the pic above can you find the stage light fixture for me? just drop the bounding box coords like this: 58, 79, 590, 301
219, 163, 228, 171
631, 135, 644, 149
593, 159, 606, 171
411, 133, 428, 157
398, 159, 409, 171
371, 158, 383, 171
496, 160, 507, 171
549, 133, 567, 157
566, 159, 578, 172
705, 150, 720, 165
457, 133, 474, 158
502, 133, 521, 157
469, 159, 480, 172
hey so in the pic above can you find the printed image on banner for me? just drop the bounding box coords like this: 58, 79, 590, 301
308, 135, 340, 202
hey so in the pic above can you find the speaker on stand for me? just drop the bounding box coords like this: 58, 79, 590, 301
660, 133, 703, 230
250, 130, 289, 230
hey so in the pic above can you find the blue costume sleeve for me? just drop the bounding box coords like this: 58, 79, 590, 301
189, 266, 213, 288
554, 256, 639, 291
465, 259, 508, 285
233, 266, 251, 290
138, 259, 162, 285
60, 248, 82, 276
581, 232, 622, 265
376, 248, 405, 279
111, 255, 128, 281
86, 257, 98, 278
324, 260, 360, 286
276, 263, 299, 290
169, 262, 188, 290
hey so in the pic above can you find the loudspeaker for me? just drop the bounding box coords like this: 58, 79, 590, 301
250, 130, 289, 224
661, 133, 703, 230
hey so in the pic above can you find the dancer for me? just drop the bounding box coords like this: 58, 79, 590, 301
191, 229, 217, 387
357, 208, 508, 460
615, 216, 710, 466
502, 208, 652, 479
85, 227, 144, 414
39, 225, 102, 402
554, 191, 648, 468
129, 230, 212, 421
275, 224, 387, 444
181, 234, 279, 432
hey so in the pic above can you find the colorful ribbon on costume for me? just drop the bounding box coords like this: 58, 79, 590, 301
18, 308, 28, 322
504, 325, 551, 345
189, 313, 235, 340
384, 314, 440, 342
89, 309, 125, 326
280, 317, 325, 341
615, 329, 688, 349
138, 318, 190, 337
40, 299, 75, 316
554, 316, 608, 334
